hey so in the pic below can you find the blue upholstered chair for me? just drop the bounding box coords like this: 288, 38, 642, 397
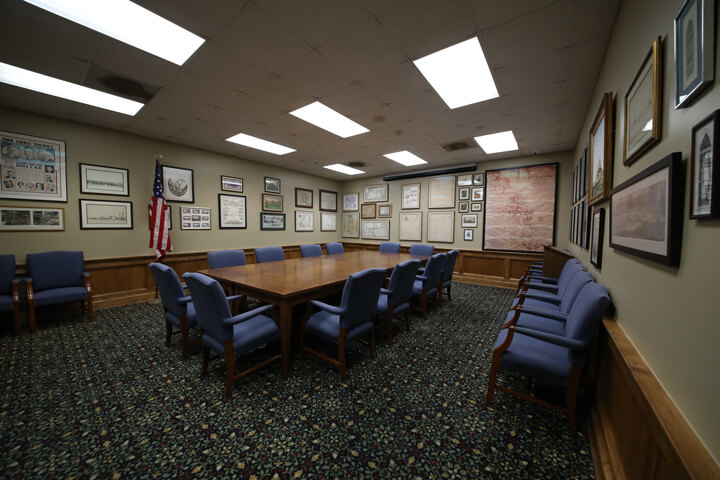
409, 244, 434, 256
0, 255, 21, 336
439, 249, 459, 305
25, 251, 92, 333
379, 242, 401, 253
325, 242, 344, 255
207, 249, 246, 269
255, 246, 285, 263
149, 263, 198, 360
183, 272, 281, 398
411, 253, 446, 320
300, 244, 323, 258
518, 258, 579, 291
376, 259, 421, 345
300, 268, 387, 380
486, 282, 611, 430
517, 259, 583, 304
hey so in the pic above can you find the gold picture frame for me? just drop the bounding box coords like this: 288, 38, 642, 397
589, 92, 614, 206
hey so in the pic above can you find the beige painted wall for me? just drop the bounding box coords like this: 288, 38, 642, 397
567, 0, 720, 464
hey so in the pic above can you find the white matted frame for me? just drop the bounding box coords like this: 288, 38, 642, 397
401, 183, 420, 209
362, 219, 390, 240
321, 212, 337, 231
427, 211, 454, 243
674, 0, 715, 108
428, 176, 455, 208
80, 199, 133, 229
399, 211, 422, 241
295, 210, 314, 232
80, 163, 129, 196
162, 165, 194, 203
218, 194, 246, 229
363, 184, 388, 202
0, 205, 64, 231
342, 212, 360, 238
343, 192, 359, 211
181, 206, 211, 230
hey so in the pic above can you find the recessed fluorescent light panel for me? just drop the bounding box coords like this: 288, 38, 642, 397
23, 0, 204, 66
323, 164, 365, 175
0, 62, 144, 115
474, 131, 519, 154
414, 37, 499, 109
290, 101, 369, 138
226, 133, 295, 155
383, 151, 428, 167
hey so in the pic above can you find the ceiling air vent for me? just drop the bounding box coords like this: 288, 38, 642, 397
348, 162, 365, 168
441, 139, 475, 152
84, 63, 159, 103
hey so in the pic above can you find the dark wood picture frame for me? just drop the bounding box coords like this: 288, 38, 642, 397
361, 203, 376, 219
220, 175, 243, 193
295, 187, 313, 208
591, 207, 605, 268
319, 189, 337, 212
264, 176, 281, 193
690, 109, 720, 218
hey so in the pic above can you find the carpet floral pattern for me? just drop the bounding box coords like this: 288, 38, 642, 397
0, 283, 595, 479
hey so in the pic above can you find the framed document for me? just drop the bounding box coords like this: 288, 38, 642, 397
0, 206, 64, 231
0, 131, 67, 202
295, 210, 314, 232
427, 211, 454, 242
362, 220, 390, 240
295, 188, 313, 208
398, 212, 422, 241
588, 92, 614, 205
342, 212, 360, 238
319, 189, 337, 212
343, 192, 359, 211
690, 110, 719, 218
80, 199, 133, 229
180, 206, 211, 230
321, 212, 337, 231
674, 0, 715, 108
363, 184, 388, 202
80, 163, 129, 196
218, 194, 246, 229
428, 176, 455, 209
401, 183, 420, 209
361, 203, 376, 219
162, 165, 194, 203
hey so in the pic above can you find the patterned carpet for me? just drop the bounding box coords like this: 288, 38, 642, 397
0, 283, 595, 479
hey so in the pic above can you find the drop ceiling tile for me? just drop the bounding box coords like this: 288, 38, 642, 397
386, 89, 448, 123
359, 61, 429, 104
276, 51, 355, 98
183, 41, 271, 94
494, 48, 570, 94
319, 83, 385, 118
135, 0, 250, 38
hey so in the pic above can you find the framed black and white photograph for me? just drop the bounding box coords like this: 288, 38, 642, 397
0, 130, 67, 202
458, 187, 470, 201
471, 202, 483, 212
591, 208, 605, 268
80, 163, 129, 196
221, 175, 243, 193
321, 212, 336, 232
264, 176, 281, 193
674, 0, 715, 108
80, 199, 133, 229
589, 92, 614, 205
461, 213, 478, 228
459, 201, 469, 213
295, 210, 314, 232
162, 165, 194, 203
473, 173, 484, 186
343, 192, 359, 211
180, 206, 211, 230
0, 206, 64, 231
690, 110, 719, 218
457, 174, 472, 186
262, 193, 283, 212
378, 204, 392, 218
363, 183, 388, 203
401, 183, 420, 209
295, 188, 313, 208
260, 212, 285, 231
147, 203, 171, 231
319, 189, 337, 212
218, 194, 246, 229
464, 229, 473, 241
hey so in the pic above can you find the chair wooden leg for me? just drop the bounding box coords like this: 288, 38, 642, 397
338, 330, 347, 381
12, 282, 20, 336
201, 344, 210, 376
421, 290, 427, 321
179, 314, 190, 361
223, 341, 235, 399
404, 309, 411, 332
369, 324, 376, 360
26, 281, 37, 334
566, 365, 583, 431
485, 351, 502, 404
165, 321, 172, 347
447, 284, 452, 302
385, 306, 394, 345
84, 276, 94, 323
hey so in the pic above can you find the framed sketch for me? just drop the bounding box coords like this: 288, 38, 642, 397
471, 202, 483, 212
361, 203, 376, 219
398, 212, 422, 241
690, 110, 719, 218
464, 229, 473, 241
180, 206, 211, 230
624, 37, 663, 165
378, 203, 392, 218
589, 92, 614, 205
401, 183, 420, 209
363, 184, 388, 203
148, 203, 171, 230
458, 201, 469, 213
471, 187, 484, 202
79, 199, 132, 229
0, 205, 64, 231
319, 189, 337, 212
342, 212, 360, 238
343, 192, 359, 211
295, 188, 313, 208
427, 211, 454, 243
610, 152, 683, 265
591, 208, 605, 268
321, 212, 336, 231
218, 194, 246, 229
295, 210, 314, 232
0, 131, 67, 202
473, 173, 484, 186
260, 212, 285, 231
262, 193, 283, 212
461, 214, 478, 228
162, 165, 194, 203
428, 176, 455, 209
221, 175, 243, 193
674, 0, 715, 108
457, 174, 472, 186
458, 187, 470, 200
361, 220, 390, 240
264, 176, 281, 193
80, 163, 129, 196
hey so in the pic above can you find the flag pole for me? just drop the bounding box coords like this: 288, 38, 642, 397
147, 153, 164, 305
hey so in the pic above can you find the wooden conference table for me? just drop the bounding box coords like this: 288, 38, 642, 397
198, 250, 428, 377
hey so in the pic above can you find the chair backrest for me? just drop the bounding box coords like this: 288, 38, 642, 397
300, 244, 323, 258
0, 254, 15, 295
386, 259, 421, 308
255, 246, 285, 263
207, 249, 246, 269
409, 244, 434, 256
440, 249, 459, 283
558, 271, 594, 314
421, 253, 446, 288
379, 242, 400, 253
148, 263, 188, 316
563, 282, 611, 365
27, 251, 84, 291
325, 242, 344, 255
183, 272, 233, 343
338, 268, 387, 330
556, 259, 584, 296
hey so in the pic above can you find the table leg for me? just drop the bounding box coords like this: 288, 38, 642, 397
279, 302, 292, 378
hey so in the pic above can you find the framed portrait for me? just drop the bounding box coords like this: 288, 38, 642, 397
458, 187, 470, 201
674, 0, 715, 108
624, 37, 663, 165
221, 175, 243, 193
401, 183, 420, 209
428, 176, 455, 209
458, 201, 469, 213
427, 211, 454, 243
79, 199, 133, 229
589, 92, 614, 205
0, 130, 67, 202
80, 163, 129, 196
343, 192, 359, 211
321, 212, 336, 231
180, 206, 211, 230
471, 187, 484, 202
342, 211, 360, 238
147, 203, 171, 231
319, 189, 337, 212
295, 187, 313, 208
377, 203, 392, 218
0, 205, 64, 231
260, 212, 285, 231
457, 174, 472, 186
398, 212, 422, 241
361, 203, 376, 219
464, 229, 473, 241
591, 208, 605, 268
218, 194, 246, 229
361, 220, 390, 240
690, 110, 719, 218
262, 193, 283, 212
461, 213, 478, 228
162, 165, 194, 203
264, 176, 281, 193
610, 152, 683, 266
363, 183, 388, 203
295, 210, 314, 232
473, 173, 484, 186
471, 202, 483, 212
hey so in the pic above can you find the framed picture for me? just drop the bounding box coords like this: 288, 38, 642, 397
80, 163, 129, 196
342, 212, 360, 238
582, 146, 589, 196
473, 173, 484, 186
218, 194, 246, 229
690, 110, 719, 218
471, 187, 484, 202
295, 188, 313, 208
378, 203, 392, 218
0, 205, 64, 231
295, 210, 314, 232
363, 183, 388, 203
147, 203, 171, 230
321, 212, 336, 231
79, 199, 133, 229
260, 212, 285, 231
361, 203, 376, 219
457, 174, 472, 186
589, 92, 614, 205
458, 201, 469, 213
0, 130, 67, 202
361, 220, 390, 240
428, 176, 455, 209
427, 211, 454, 243
464, 229, 473, 241
674, 0, 715, 108
610, 152, 683, 266
401, 183, 420, 209
343, 192, 359, 211
221, 175, 243, 193
471, 202, 483, 212
180, 206, 211, 230
399, 212, 422, 241
461, 214, 478, 228
458, 187, 470, 201
624, 37, 663, 165
162, 165, 194, 203
319, 189, 337, 212
264, 176, 281, 193
262, 193, 283, 212
591, 208, 605, 268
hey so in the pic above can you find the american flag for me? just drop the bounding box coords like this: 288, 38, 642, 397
149, 159, 172, 261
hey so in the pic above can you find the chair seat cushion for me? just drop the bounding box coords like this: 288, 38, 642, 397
495, 329, 571, 385
33, 286, 88, 307
377, 293, 410, 316
412, 279, 437, 297
0, 295, 12, 312
305, 310, 373, 344
505, 309, 565, 336
520, 289, 560, 304
203, 314, 280, 355
511, 296, 561, 310
165, 302, 197, 328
